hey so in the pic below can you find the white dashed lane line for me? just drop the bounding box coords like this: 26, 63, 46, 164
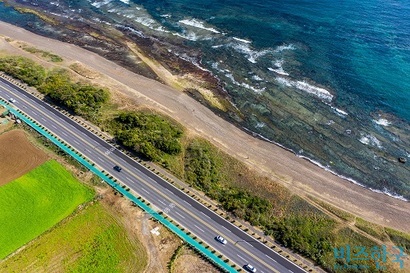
194, 224, 205, 233
141, 188, 150, 194
265, 255, 277, 263
174, 211, 185, 219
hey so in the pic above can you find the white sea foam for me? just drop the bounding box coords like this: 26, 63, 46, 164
275, 76, 293, 87
252, 75, 263, 81
232, 37, 252, 44
374, 118, 391, 126
274, 44, 296, 52
115, 24, 145, 37
295, 81, 333, 102
328, 105, 348, 117
173, 32, 199, 41
255, 122, 266, 128
359, 133, 383, 149
225, 73, 265, 93
275, 77, 333, 101
179, 19, 221, 34
241, 127, 408, 202
118, 0, 129, 4
231, 43, 270, 64
268, 60, 289, 76
89, 0, 113, 9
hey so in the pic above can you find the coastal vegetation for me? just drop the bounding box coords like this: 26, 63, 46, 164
0, 53, 407, 272
0, 160, 94, 259
109, 111, 183, 161
20, 45, 63, 62
0, 56, 109, 119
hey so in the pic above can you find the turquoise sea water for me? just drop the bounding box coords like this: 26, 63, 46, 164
0, 0, 409, 198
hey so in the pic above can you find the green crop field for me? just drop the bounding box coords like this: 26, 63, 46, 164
0, 202, 147, 273
0, 160, 94, 259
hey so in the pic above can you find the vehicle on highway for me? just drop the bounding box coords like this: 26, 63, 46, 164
215, 235, 227, 245
113, 165, 122, 172
9, 98, 16, 103
244, 263, 257, 272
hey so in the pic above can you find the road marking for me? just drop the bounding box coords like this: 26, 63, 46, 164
245, 241, 254, 248
51, 124, 57, 129
61, 131, 68, 137
174, 211, 185, 219
183, 200, 191, 206
158, 200, 167, 205
98, 157, 105, 163
221, 226, 232, 233
194, 224, 205, 233
265, 255, 277, 263
141, 188, 150, 194
73, 140, 80, 145
237, 254, 247, 261
201, 212, 211, 219
125, 177, 133, 182
165, 188, 174, 195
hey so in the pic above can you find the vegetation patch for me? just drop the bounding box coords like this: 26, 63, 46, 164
0, 160, 94, 259
0, 202, 147, 273
109, 111, 183, 161
355, 217, 389, 242
0, 56, 109, 119
20, 45, 63, 62
385, 228, 410, 254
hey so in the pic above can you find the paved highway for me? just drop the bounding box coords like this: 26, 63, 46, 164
0, 77, 307, 273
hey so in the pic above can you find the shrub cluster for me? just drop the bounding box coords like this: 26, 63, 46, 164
0, 56, 109, 118
111, 111, 183, 161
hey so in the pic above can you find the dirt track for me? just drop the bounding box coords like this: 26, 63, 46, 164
1, 22, 410, 232
0, 130, 48, 185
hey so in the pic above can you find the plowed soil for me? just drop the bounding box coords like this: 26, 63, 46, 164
0, 130, 48, 185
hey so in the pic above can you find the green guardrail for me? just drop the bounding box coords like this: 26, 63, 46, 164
0, 99, 238, 273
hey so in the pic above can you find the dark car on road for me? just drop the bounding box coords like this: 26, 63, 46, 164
113, 165, 122, 172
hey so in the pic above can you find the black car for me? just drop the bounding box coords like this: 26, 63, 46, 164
113, 165, 122, 172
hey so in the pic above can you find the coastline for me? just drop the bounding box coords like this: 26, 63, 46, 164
1, 21, 410, 232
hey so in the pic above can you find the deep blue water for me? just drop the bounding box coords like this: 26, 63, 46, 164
0, 0, 409, 198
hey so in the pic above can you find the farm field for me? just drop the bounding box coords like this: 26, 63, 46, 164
0, 130, 48, 185
0, 202, 147, 273
0, 160, 94, 259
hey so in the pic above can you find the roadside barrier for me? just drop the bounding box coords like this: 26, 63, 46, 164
0, 99, 238, 273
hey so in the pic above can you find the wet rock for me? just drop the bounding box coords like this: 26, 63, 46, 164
398, 157, 406, 164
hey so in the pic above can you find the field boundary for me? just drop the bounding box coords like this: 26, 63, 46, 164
0, 99, 237, 273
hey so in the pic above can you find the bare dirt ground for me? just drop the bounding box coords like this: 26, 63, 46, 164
0, 129, 48, 185
98, 187, 218, 273
173, 248, 221, 273
1, 22, 410, 233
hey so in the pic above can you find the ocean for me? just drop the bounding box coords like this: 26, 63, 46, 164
0, 0, 409, 199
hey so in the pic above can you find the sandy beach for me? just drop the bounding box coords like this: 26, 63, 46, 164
1, 21, 409, 232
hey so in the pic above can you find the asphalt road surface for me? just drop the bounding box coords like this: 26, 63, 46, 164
0, 77, 308, 273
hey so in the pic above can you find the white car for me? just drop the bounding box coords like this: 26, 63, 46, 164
215, 235, 227, 245
9, 98, 16, 103
244, 264, 257, 272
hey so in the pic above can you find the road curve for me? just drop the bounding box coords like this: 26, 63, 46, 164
0, 77, 308, 273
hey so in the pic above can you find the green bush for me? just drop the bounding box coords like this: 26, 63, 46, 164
0, 56, 109, 119
111, 111, 183, 160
